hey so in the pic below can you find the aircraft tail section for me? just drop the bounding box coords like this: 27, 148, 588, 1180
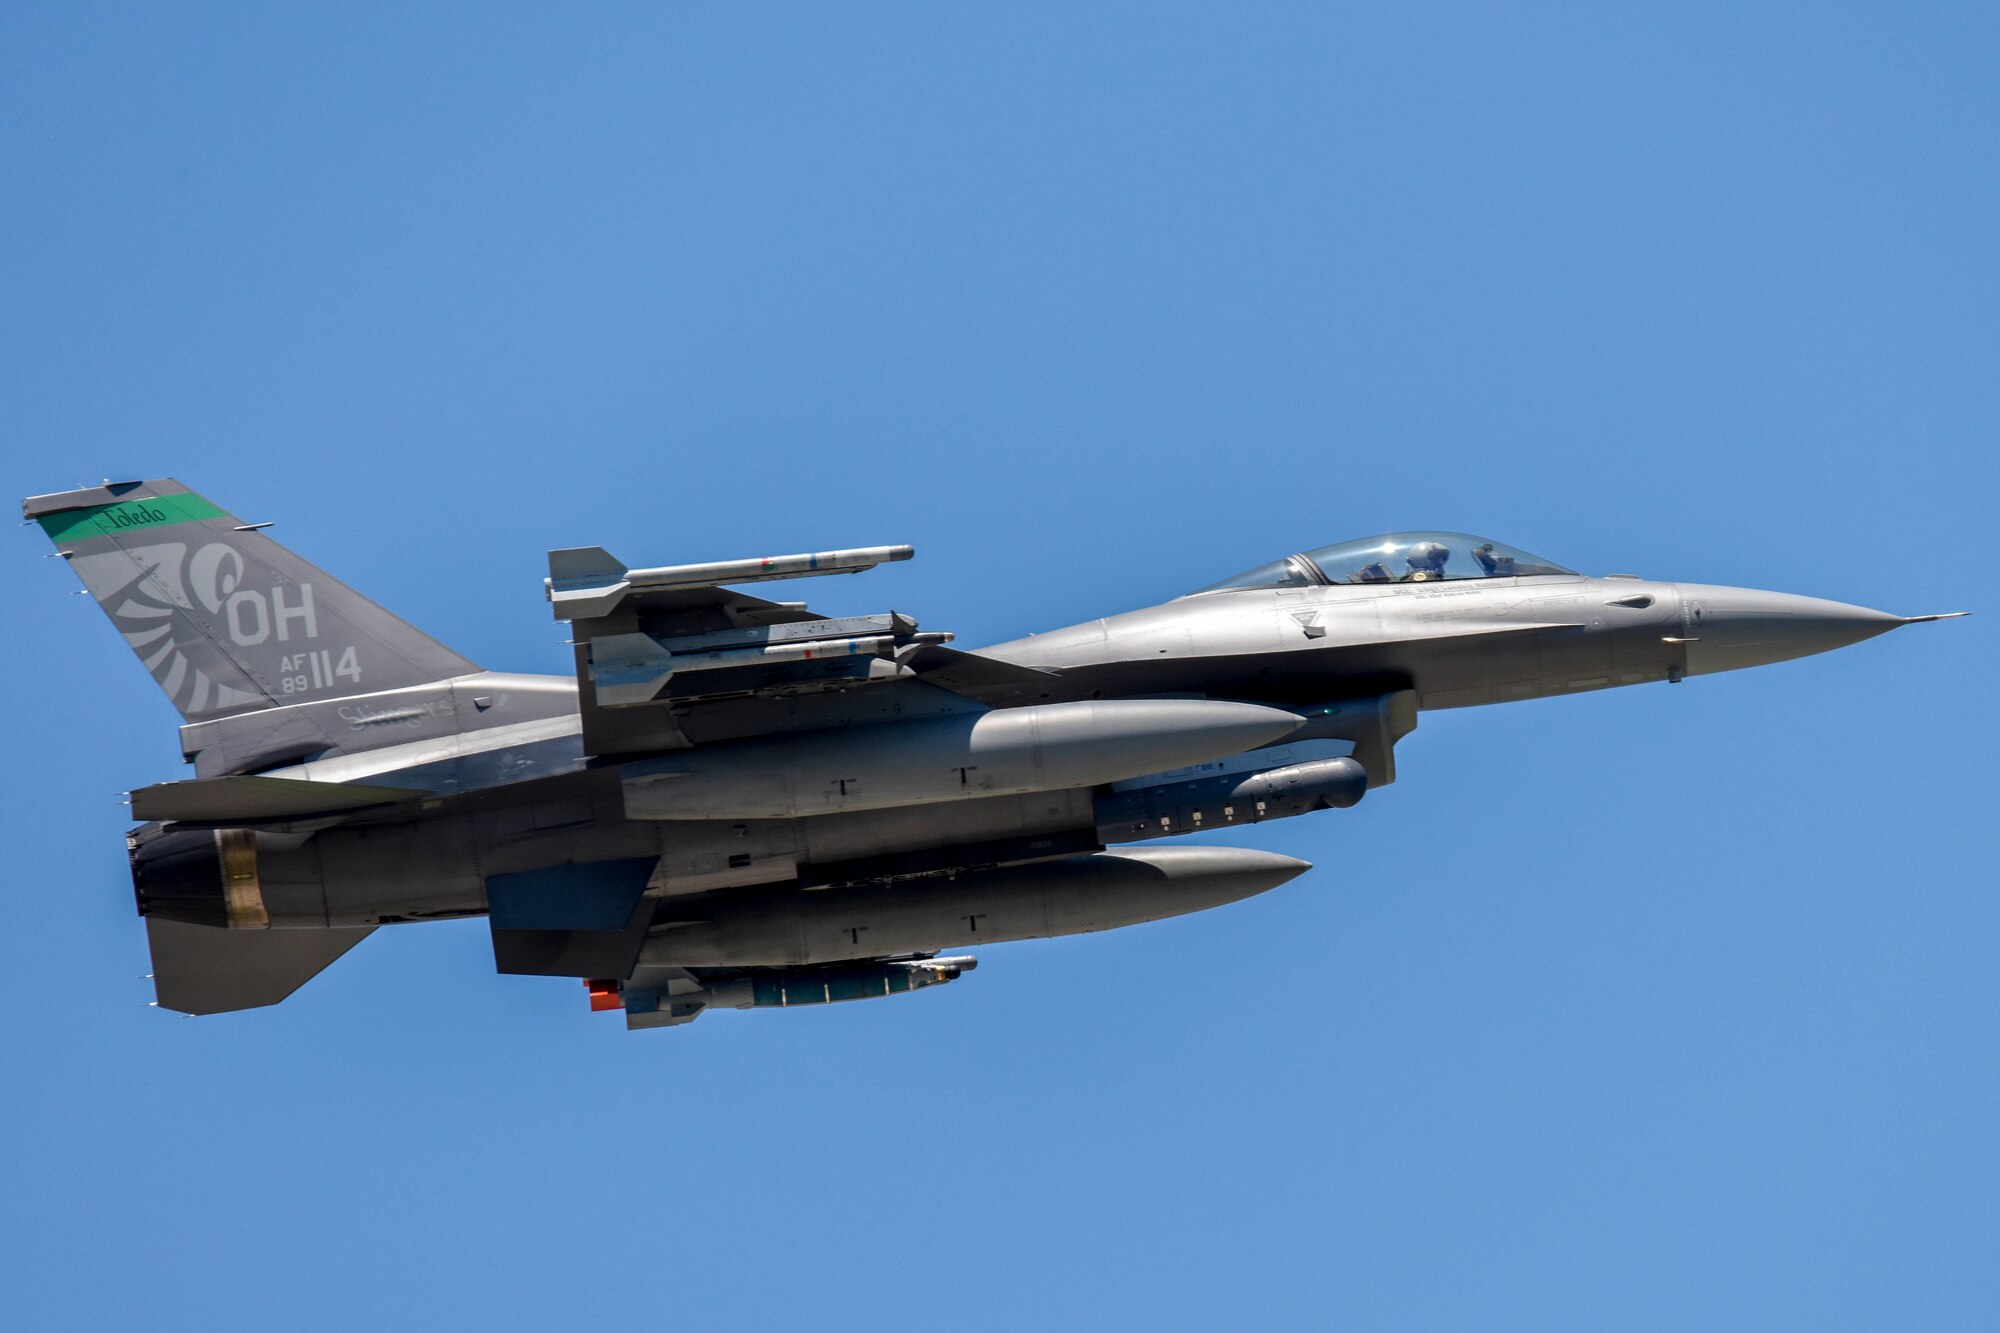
26, 479, 478, 725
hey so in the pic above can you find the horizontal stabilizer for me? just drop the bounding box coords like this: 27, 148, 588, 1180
132, 775, 432, 824
147, 918, 375, 1015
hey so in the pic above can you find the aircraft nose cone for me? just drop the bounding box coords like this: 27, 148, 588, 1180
1678, 585, 1906, 675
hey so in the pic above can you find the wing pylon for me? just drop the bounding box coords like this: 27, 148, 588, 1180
546, 541, 956, 754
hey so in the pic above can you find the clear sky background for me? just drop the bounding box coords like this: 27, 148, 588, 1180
3, 5, 1995, 1329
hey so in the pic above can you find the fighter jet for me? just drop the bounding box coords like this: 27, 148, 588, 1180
26, 480, 1966, 1029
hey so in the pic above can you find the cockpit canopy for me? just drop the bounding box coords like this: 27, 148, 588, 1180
1189, 532, 1576, 596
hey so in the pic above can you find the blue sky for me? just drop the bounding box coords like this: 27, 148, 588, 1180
3, 5, 1994, 1328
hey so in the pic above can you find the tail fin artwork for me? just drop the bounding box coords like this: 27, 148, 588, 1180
26, 478, 477, 723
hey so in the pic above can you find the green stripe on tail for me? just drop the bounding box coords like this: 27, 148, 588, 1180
36, 492, 227, 543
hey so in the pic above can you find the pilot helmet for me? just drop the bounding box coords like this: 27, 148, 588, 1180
1406, 542, 1449, 572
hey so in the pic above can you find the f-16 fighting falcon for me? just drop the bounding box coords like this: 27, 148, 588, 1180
27, 480, 1967, 1029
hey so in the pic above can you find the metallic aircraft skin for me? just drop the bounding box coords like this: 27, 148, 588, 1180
26, 482, 1964, 1028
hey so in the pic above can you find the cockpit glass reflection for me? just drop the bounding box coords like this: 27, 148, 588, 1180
1189, 533, 1574, 596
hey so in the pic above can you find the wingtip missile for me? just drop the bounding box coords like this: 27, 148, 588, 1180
547, 544, 916, 619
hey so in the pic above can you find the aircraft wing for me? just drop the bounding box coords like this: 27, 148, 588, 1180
545, 543, 1066, 756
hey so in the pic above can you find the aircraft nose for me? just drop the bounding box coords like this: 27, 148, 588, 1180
1677, 585, 1907, 675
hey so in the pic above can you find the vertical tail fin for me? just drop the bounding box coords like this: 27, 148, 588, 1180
26, 478, 478, 723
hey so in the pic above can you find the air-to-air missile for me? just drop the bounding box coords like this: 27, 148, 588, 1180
26, 480, 1966, 1029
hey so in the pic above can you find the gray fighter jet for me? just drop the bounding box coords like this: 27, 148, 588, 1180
27, 480, 1967, 1028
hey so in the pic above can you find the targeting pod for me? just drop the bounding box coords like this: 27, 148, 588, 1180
615, 956, 978, 1030
1095, 756, 1367, 842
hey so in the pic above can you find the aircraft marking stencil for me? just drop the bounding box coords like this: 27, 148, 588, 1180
24, 479, 1968, 1029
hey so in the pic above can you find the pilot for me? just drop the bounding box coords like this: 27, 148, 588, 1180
1354, 561, 1395, 584
1402, 542, 1450, 582
1472, 542, 1518, 577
